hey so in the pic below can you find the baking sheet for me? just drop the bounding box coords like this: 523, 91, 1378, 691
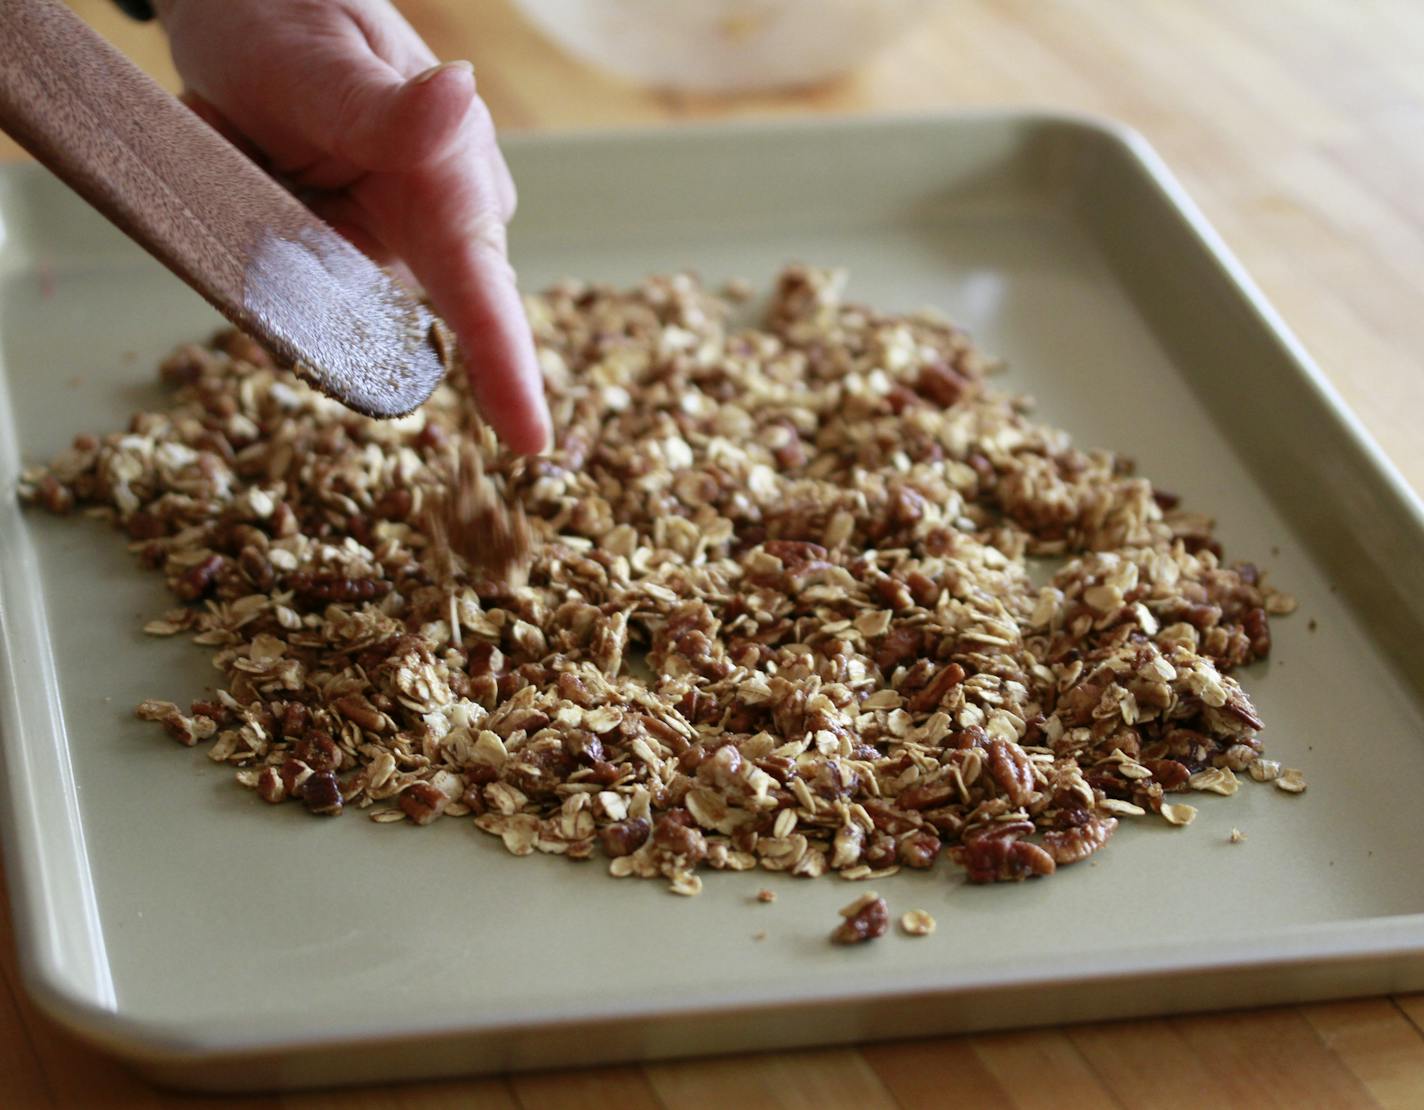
2, 113, 1423, 1091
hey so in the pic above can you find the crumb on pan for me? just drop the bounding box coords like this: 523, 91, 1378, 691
20, 266, 1299, 898
899, 909, 936, 936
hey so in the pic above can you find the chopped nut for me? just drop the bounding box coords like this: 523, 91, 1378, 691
301, 772, 343, 816
756, 888, 776, 904
950, 821, 1057, 884
256, 766, 285, 805
1043, 816, 1117, 865
599, 817, 650, 858
832, 892, 889, 945
334, 694, 386, 734
398, 781, 450, 826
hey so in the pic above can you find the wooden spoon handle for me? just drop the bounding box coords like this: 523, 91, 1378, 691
0, 0, 444, 417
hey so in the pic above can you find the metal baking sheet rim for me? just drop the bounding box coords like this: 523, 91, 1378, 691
2, 109, 1423, 1086
15, 915, 1424, 1082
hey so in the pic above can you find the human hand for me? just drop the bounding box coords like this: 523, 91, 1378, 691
154, 0, 551, 453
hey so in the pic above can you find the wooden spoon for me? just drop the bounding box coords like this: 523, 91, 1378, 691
0, 0, 446, 418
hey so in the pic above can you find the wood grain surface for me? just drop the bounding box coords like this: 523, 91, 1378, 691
4, 1, 1424, 1105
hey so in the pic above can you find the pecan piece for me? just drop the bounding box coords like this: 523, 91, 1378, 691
872, 576, 913, 611
1242, 607, 1271, 658
653, 811, 707, 863
301, 771, 344, 816
1042, 816, 1118, 865
897, 829, 942, 869
238, 545, 275, 591
907, 662, 966, 713
334, 694, 387, 733
278, 701, 310, 740
916, 361, 973, 407
874, 626, 923, 672
1144, 758, 1190, 792
288, 572, 391, 605
600, 817, 650, 858
898, 779, 956, 811
831, 893, 889, 945
173, 554, 224, 601
987, 739, 1036, 807
863, 830, 898, 869
294, 730, 341, 772
399, 782, 450, 826
256, 766, 285, 804
952, 835, 1056, 883
1222, 693, 1265, 732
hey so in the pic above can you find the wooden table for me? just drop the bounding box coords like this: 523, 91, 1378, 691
4, 1, 1424, 1105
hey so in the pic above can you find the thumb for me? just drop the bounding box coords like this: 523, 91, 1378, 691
296, 51, 478, 172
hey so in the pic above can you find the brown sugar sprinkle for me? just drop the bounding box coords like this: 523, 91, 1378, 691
20, 265, 1299, 896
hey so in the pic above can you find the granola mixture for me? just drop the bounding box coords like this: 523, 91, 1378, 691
20, 265, 1301, 895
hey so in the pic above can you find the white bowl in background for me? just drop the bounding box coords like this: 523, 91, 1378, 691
510, 0, 939, 94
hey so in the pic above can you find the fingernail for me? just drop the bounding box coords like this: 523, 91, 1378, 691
411, 59, 475, 86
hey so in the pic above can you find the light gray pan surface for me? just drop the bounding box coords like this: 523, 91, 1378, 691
1, 114, 1422, 1090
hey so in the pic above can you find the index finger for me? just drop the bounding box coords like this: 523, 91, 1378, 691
355, 139, 550, 453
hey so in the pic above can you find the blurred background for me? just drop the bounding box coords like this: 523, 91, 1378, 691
2, 0, 1419, 499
